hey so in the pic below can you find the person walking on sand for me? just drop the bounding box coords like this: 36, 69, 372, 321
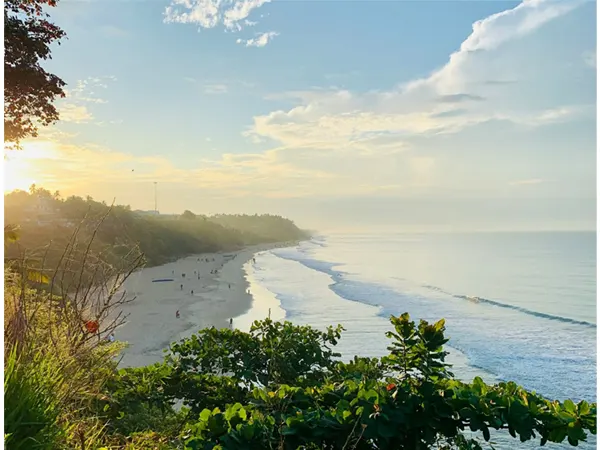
191, 289, 194, 295
180, 284, 183, 290
229, 317, 233, 328
228, 283, 231, 289
176, 310, 180, 319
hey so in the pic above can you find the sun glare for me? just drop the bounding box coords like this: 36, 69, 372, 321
4, 141, 58, 193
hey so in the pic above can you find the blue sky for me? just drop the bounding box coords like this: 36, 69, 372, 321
6, 0, 597, 231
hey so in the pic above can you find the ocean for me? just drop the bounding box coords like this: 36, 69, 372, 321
235, 231, 597, 449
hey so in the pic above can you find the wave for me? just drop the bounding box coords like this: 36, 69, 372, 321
422, 284, 596, 329
275, 246, 596, 330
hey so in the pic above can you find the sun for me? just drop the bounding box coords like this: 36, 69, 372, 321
3, 141, 58, 193
4, 152, 36, 193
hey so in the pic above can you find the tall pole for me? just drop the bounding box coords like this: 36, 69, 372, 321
154, 182, 158, 213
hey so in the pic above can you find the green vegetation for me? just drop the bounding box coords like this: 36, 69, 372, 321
5, 276, 596, 450
4, 186, 309, 273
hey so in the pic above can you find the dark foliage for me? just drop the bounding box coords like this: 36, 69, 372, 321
4, 0, 66, 146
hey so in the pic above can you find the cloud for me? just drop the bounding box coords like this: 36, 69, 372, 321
204, 83, 228, 94
247, 0, 589, 148
65, 77, 114, 104
55, 76, 117, 125
230, 0, 592, 200
482, 79, 517, 86
23, 0, 594, 208
509, 178, 544, 186
164, 0, 274, 44
430, 109, 469, 118
237, 31, 278, 47
437, 93, 485, 103
58, 104, 93, 123
582, 50, 596, 68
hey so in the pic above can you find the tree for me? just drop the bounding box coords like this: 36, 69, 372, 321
4, 0, 66, 147
181, 210, 197, 220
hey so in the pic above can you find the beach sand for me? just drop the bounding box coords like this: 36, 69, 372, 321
114, 243, 289, 367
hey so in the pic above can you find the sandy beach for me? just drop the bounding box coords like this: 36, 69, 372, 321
114, 242, 291, 367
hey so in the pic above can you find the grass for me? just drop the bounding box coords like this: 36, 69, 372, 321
4, 346, 64, 449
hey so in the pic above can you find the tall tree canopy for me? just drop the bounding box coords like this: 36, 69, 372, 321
4, 0, 66, 147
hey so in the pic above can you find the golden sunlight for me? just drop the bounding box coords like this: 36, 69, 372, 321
3, 141, 59, 193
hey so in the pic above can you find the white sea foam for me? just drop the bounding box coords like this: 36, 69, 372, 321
239, 232, 597, 449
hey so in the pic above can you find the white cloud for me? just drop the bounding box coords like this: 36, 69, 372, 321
56, 76, 117, 125
223, 0, 271, 31
204, 83, 228, 94
248, 0, 589, 147
65, 76, 115, 104
233, 0, 592, 199
236, 31, 278, 47
164, 0, 274, 44
58, 104, 93, 123
406, 0, 584, 94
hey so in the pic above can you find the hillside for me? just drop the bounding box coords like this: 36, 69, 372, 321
4, 187, 309, 272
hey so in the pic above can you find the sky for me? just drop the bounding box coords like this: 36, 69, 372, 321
3, 0, 597, 232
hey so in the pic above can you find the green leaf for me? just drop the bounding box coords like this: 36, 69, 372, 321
578, 400, 591, 416
482, 425, 490, 441
564, 399, 576, 413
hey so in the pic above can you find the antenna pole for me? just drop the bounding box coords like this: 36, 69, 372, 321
154, 182, 158, 213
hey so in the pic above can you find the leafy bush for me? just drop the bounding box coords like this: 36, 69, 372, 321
101, 314, 596, 449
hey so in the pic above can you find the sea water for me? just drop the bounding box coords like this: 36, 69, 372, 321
238, 231, 596, 449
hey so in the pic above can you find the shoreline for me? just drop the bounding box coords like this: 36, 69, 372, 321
115, 241, 299, 368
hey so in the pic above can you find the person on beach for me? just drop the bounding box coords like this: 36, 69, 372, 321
191, 289, 194, 295
228, 283, 231, 289
176, 310, 180, 319
229, 317, 233, 328
180, 284, 183, 290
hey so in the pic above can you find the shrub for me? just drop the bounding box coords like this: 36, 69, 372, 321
102, 314, 596, 449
